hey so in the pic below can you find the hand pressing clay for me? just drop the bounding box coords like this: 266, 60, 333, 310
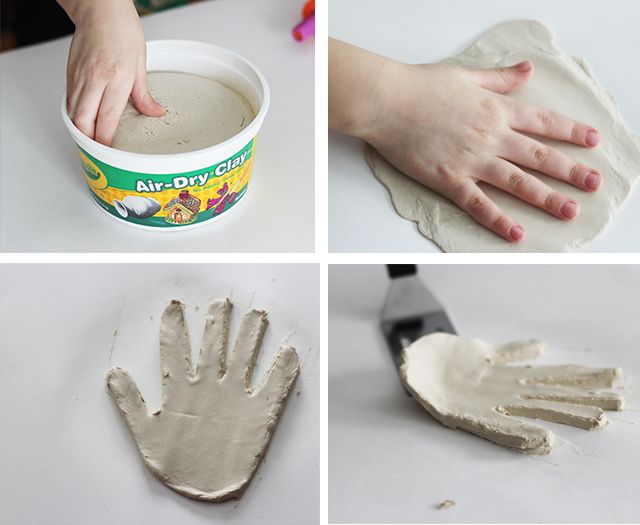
112, 72, 255, 154
401, 333, 624, 454
107, 299, 300, 501
367, 20, 640, 252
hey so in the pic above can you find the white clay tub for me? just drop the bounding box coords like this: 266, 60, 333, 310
61, 40, 269, 229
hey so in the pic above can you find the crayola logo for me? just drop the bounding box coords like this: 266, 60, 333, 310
79, 152, 108, 191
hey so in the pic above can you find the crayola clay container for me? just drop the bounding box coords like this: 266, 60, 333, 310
61, 41, 269, 229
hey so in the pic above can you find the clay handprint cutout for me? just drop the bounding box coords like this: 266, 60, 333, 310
107, 299, 300, 501
401, 333, 624, 454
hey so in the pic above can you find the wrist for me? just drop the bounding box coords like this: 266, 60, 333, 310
329, 39, 403, 141
354, 58, 404, 144
59, 0, 136, 26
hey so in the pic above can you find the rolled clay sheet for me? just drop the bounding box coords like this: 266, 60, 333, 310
367, 20, 640, 252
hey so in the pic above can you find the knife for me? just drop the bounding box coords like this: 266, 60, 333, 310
380, 265, 457, 375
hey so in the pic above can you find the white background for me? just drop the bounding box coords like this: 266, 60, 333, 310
0, 0, 314, 253
0, 264, 319, 525
4, 2, 640, 525
328, 0, 640, 252
329, 264, 640, 523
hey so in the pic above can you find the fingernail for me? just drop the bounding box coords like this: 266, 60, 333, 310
155, 101, 167, 115
585, 171, 601, 191
509, 225, 525, 242
561, 200, 578, 219
515, 61, 533, 73
585, 129, 599, 147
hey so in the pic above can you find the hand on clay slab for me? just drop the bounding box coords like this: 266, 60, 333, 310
401, 333, 623, 454
107, 299, 300, 501
328, 37, 611, 244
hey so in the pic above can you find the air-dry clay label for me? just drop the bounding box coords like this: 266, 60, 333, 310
79, 139, 255, 227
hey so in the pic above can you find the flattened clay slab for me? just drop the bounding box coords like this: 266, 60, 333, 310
367, 20, 640, 252
113, 72, 254, 154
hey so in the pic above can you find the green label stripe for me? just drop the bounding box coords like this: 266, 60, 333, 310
80, 138, 254, 191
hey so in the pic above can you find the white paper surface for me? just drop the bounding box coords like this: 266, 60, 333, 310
329, 265, 640, 523
0, 0, 314, 253
0, 264, 319, 524
328, 0, 640, 252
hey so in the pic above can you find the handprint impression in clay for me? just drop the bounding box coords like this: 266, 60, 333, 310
401, 333, 624, 454
107, 299, 300, 501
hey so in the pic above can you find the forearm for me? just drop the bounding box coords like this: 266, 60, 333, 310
328, 38, 398, 141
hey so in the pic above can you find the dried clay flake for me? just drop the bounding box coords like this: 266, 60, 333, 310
438, 499, 456, 510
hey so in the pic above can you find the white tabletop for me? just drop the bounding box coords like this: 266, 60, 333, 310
0, 0, 314, 253
329, 0, 640, 253
0, 263, 319, 525
329, 264, 640, 523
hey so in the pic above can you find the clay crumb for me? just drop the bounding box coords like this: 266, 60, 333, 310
437, 499, 456, 510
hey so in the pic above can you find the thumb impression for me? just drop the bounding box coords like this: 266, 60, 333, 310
131, 72, 166, 117
467, 60, 534, 94
106, 367, 150, 435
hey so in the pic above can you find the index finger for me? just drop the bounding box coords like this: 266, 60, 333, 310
94, 80, 134, 146
69, 81, 105, 141
508, 100, 600, 148
196, 299, 231, 378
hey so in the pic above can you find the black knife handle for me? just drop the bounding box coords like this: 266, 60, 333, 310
386, 264, 417, 279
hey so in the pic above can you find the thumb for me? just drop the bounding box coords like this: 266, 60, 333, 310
467, 60, 534, 94
106, 367, 150, 433
130, 72, 166, 117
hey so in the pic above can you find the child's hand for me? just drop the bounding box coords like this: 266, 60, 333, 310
62, 0, 165, 146
329, 40, 601, 243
